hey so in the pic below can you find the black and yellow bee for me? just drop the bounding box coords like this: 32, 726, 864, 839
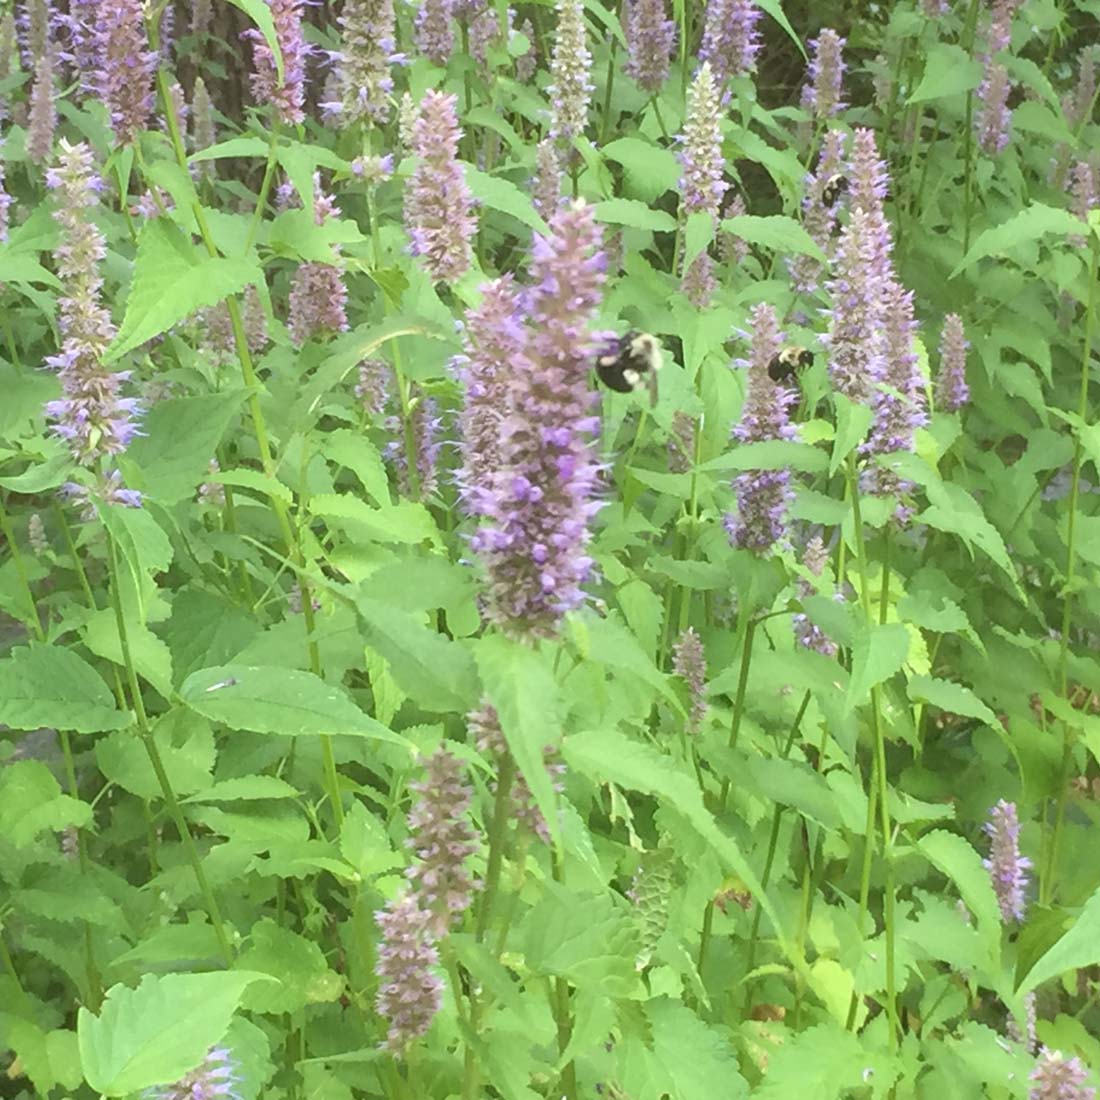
767, 345, 814, 384
594, 331, 663, 407
821, 174, 848, 206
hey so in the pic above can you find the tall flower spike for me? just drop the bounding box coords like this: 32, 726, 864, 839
725, 302, 797, 553
18, 0, 49, 70
936, 313, 969, 412
719, 193, 749, 267
387, 394, 442, 500
96, 0, 156, 143
405, 91, 476, 283
148, 1046, 241, 1100
43, 140, 140, 468
983, 799, 1031, 924
374, 895, 444, 1051
1070, 159, 1098, 247
0, 154, 11, 242
794, 535, 838, 657
825, 128, 895, 402
191, 76, 216, 178
356, 358, 390, 418
672, 627, 707, 734
247, 0, 308, 125
0, 14, 15, 117
406, 747, 477, 936
800, 28, 846, 119
678, 61, 726, 307
191, 0, 212, 37
699, 0, 760, 85
532, 138, 562, 221
861, 279, 926, 500
548, 0, 592, 141
788, 128, 847, 293
624, 0, 675, 94
469, 5, 500, 71
458, 276, 525, 507
976, 60, 1012, 155
288, 264, 348, 345
1028, 1050, 1096, 1100
26, 47, 55, 165
415, 0, 453, 65
472, 201, 606, 637
514, 16, 536, 82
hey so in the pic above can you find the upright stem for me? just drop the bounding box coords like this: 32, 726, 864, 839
246, 121, 282, 252
105, 529, 234, 966
1044, 237, 1099, 903
475, 754, 516, 942
0, 495, 44, 641
551, 852, 577, 1100
960, 0, 982, 256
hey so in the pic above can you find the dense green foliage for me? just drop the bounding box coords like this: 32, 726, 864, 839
1, 0, 1099, 1097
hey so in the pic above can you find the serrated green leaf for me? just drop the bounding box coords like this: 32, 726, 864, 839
1019, 886, 1100, 995
465, 166, 546, 234
77, 971, 274, 1096
594, 198, 677, 232
237, 920, 344, 1014
700, 439, 828, 474
951, 203, 1087, 276
602, 138, 681, 201
0, 644, 130, 733
182, 776, 301, 803
474, 634, 562, 846
719, 214, 827, 261
180, 664, 404, 742
845, 621, 910, 713
908, 43, 983, 103
0, 251, 62, 287
917, 829, 1001, 959
908, 676, 997, 726
105, 220, 261, 361
0, 761, 93, 847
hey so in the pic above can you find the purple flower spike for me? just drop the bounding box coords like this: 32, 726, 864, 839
672, 627, 707, 734
699, 0, 761, 85
548, 0, 592, 141
788, 128, 847, 293
983, 799, 1031, 924
624, 0, 675, 94
44, 140, 140, 469
191, 77, 215, 178
96, 0, 156, 144
405, 746, 477, 936
1029, 1049, 1096, 1100
26, 47, 56, 165
533, 138, 563, 221
405, 90, 476, 283
458, 276, 525, 506
976, 60, 1012, 155
0, 157, 11, 242
472, 201, 606, 638
414, 0, 453, 66
288, 263, 348, 346
247, 0, 308, 125
1070, 159, 1098, 247
147, 1046, 242, 1100
678, 61, 726, 306
937, 314, 969, 412
800, 28, 846, 119
332, 0, 397, 123
794, 535, 838, 657
374, 894, 444, 1051
726, 302, 797, 553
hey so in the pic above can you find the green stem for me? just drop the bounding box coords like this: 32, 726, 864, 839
475, 754, 516, 942
551, 853, 577, 1100
959, 0, 982, 256
717, 616, 758, 810
246, 122, 282, 252
1044, 237, 1099, 904
105, 530, 234, 966
598, 27, 619, 146
0, 495, 44, 641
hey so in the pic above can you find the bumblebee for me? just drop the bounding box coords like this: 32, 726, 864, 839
821, 173, 848, 206
595, 331, 663, 407
767, 345, 814, 384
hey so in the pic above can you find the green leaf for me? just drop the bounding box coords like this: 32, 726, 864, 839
180, 664, 404, 743
907, 676, 998, 726
0, 761, 93, 847
465, 166, 547, 234
908, 43, 983, 103
1019, 887, 1100, 995
213, 467, 294, 505
602, 137, 681, 201
951, 203, 1087, 276
237, 920, 344, 1014
356, 597, 479, 713
845, 621, 910, 713
682, 211, 715, 268
646, 998, 749, 1100
83, 608, 175, 700
0, 644, 130, 733
699, 440, 828, 474
183, 776, 301, 803
95, 708, 215, 801
743, 757, 844, 829
321, 430, 391, 505
188, 136, 270, 163
474, 635, 563, 846
563, 729, 792, 965
106, 220, 261, 362
311, 493, 440, 546
0, 250, 62, 287
830, 394, 874, 476
77, 971, 274, 1097
917, 829, 1002, 954
584, 614, 684, 713
523, 882, 638, 994
122, 392, 250, 504
594, 198, 677, 233
719, 214, 827, 261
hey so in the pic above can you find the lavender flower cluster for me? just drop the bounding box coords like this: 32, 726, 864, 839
247, 0, 308, 125
983, 798, 1031, 924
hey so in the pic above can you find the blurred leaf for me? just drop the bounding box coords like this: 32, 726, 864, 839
237, 920, 344, 1014
845, 622, 909, 713
594, 198, 678, 232
908, 43, 982, 103
0, 644, 129, 733
720, 214, 826, 261
951, 203, 1086, 276
106, 220, 261, 361
180, 664, 404, 742
77, 971, 273, 1096
602, 137, 681, 200
1019, 887, 1100, 994
0, 761, 92, 847
96, 707, 215, 800
908, 676, 998, 727
466, 166, 549, 234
